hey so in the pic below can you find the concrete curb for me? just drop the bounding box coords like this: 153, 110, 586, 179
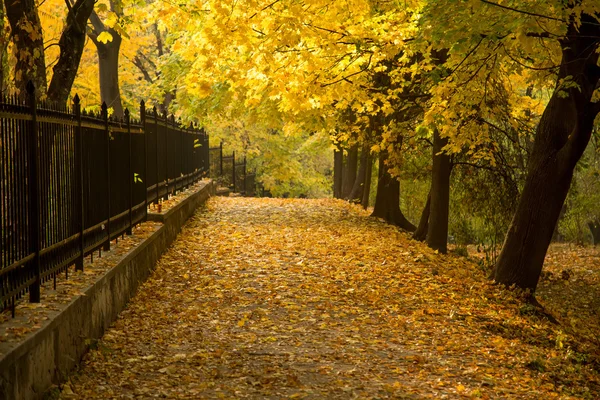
0, 181, 215, 400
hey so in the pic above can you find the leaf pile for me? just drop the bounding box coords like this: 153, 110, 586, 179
0, 221, 161, 350
62, 198, 600, 399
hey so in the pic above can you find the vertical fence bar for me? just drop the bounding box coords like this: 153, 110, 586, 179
141, 101, 148, 221
243, 156, 247, 195
219, 141, 223, 177
74, 95, 84, 271
27, 82, 41, 303
126, 109, 133, 235
102, 102, 111, 251
164, 112, 169, 199
190, 122, 195, 181
154, 107, 159, 205
180, 119, 184, 191
232, 151, 236, 193
204, 129, 208, 177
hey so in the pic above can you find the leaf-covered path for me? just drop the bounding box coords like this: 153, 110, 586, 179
63, 198, 599, 399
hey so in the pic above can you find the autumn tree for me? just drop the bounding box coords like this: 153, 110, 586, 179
87, 1, 126, 117
0, 0, 10, 93
418, 1, 600, 291
46, 0, 96, 103
497, 15, 600, 290
6, 0, 47, 97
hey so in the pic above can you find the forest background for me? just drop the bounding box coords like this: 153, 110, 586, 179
2, 0, 600, 293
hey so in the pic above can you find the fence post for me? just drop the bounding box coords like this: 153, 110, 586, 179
219, 141, 223, 177
243, 156, 247, 196
232, 150, 236, 192
154, 107, 159, 204
189, 122, 195, 181
178, 117, 183, 191
141, 101, 148, 221
126, 108, 133, 235
74, 95, 84, 271
102, 102, 111, 251
26, 82, 41, 303
164, 112, 169, 198
205, 129, 209, 177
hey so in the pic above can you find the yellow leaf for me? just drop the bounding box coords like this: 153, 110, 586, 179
97, 31, 113, 44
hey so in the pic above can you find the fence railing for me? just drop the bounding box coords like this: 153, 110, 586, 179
0, 83, 253, 316
209, 144, 256, 196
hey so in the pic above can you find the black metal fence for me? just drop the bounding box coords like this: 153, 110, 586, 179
0, 84, 252, 316
209, 145, 256, 195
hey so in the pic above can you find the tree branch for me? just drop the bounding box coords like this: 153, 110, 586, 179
480, 0, 565, 22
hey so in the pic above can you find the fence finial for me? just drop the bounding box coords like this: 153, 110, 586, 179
73, 94, 80, 105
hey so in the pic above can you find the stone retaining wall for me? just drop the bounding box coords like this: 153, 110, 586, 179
0, 181, 215, 400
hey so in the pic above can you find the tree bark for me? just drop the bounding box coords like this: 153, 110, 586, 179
348, 144, 369, 202
413, 191, 431, 242
493, 14, 600, 291
0, 0, 9, 93
96, 34, 123, 117
88, 8, 124, 118
333, 149, 343, 198
427, 128, 452, 253
47, 0, 95, 104
372, 152, 416, 231
5, 0, 47, 97
342, 144, 358, 198
361, 151, 373, 209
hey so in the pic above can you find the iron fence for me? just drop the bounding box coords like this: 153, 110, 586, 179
209, 147, 256, 196
0, 84, 219, 316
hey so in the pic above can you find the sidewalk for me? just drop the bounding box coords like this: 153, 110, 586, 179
62, 197, 599, 399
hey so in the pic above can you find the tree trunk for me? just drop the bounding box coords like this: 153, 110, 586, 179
333, 149, 343, 198
493, 15, 600, 292
372, 152, 416, 231
587, 220, 600, 245
0, 0, 9, 93
5, 0, 47, 97
427, 128, 451, 253
413, 191, 431, 242
348, 144, 369, 202
361, 152, 373, 209
342, 144, 358, 198
96, 33, 123, 117
47, 0, 95, 104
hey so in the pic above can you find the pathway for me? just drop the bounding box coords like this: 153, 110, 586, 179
62, 197, 597, 399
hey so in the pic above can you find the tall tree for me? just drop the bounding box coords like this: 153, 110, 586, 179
6, 0, 47, 97
493, 12, 600, 291
47, 0, 95, 104
87, 1, 124, 117
0, 0, 9, 93
342, 144, 358, 199
348, 144, 370, 202
426, 128, 452, 253
372, 151, 416, 231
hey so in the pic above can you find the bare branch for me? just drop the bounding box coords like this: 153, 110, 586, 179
480, 0, 565, 22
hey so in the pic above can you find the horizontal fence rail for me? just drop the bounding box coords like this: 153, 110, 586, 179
0, 83, 253, 317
